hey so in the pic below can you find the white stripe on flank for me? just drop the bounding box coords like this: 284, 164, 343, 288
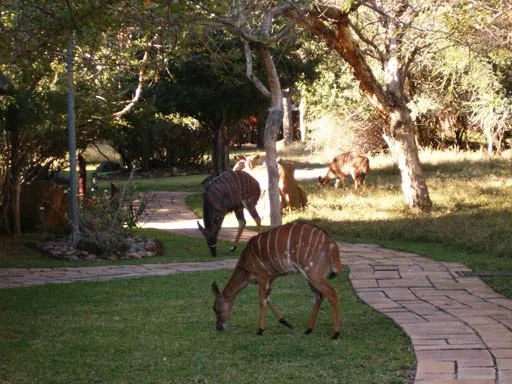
226, 174, 235, 204
303, 226, 314, 265
257, 235, 263, 266
286, 224, 295, 267
296, 266, 310, 281
259, 260, 270, 274
317, 234, 327, 263
296, 224, 306, 264
209, 183, 221, 204
286, 223, 294, 253
236, 172, 242, 201
309, 228, 322, 263
274, 226, 284, 272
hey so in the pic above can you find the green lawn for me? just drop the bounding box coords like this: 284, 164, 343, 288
96, 173, 206, 193
0, 229, 237, 268
0, 269, 414, 384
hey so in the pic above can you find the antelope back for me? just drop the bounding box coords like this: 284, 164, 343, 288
334, 152, 370, 176
239, 223, 341, 278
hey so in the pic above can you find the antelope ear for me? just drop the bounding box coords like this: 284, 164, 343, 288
211, 281, 222, 297
197, 221, 205, 234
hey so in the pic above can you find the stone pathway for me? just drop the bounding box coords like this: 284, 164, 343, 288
2, 191, 512, 384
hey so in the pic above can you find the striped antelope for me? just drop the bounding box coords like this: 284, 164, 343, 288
319, 152, 370, 189
198, 170, 262, 257
211, 223, 342, 339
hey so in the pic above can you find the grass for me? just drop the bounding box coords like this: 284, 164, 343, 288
0, 229, 236, 268
95, 173, 206, 193
3, 148, 511, 297
282, 150, 512, 298
3, 146, 510, 383
185, 148, 512, 297
0, 269, 414, 384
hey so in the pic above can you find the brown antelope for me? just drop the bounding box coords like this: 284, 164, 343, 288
232, 154, 266, 171
319, 152, 370, 189
211, 222, 342, 339
198, 170, 262, 257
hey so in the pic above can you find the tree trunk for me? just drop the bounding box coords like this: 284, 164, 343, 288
212, 114, 229, 176
384, 108, 432, 211
2, 103, 23, 236
299, 92, 306, 142
78, 155, 87, 197
260, 45, 283, 227
11, 177, 21, 236
298, 9, 432, 212
282, 89, 293, 145
485, 128, 494, 155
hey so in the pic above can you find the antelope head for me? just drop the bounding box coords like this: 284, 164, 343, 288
211, 282, 234, 331
197, 220, 220, 257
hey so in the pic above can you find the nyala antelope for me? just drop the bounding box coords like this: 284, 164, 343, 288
198, 170, 261, 257
319, 152, 370, 189
211, 223, 342, 339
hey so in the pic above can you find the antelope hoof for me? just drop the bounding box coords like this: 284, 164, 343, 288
305, 328, 313, 335
279, 318, 293, 329
256, 328, 264, 336
230, 246, 237, 252
332, 332, 340, 340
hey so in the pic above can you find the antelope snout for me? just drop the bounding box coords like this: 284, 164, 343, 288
216, 323, 226, 332
209, 245, 217, 257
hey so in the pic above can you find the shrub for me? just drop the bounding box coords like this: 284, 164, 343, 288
78, 177, 153, 257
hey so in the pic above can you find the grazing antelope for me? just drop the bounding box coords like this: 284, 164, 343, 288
319, 152, 370, 189
232, 154, 266, 171
211, 223, 342, 339
198, 170, 262, 257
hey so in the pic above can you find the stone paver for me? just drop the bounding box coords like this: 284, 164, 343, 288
2, 191, 512, 384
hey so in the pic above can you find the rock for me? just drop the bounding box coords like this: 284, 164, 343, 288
33, 235, 163, 261
76, 239, 102, 255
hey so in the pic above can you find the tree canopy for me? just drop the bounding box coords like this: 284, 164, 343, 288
1, 0, 511, 234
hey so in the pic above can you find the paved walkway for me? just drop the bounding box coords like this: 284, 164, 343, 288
2, 191, 512, 384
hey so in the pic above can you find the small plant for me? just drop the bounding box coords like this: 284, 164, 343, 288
78, 173, 153, 257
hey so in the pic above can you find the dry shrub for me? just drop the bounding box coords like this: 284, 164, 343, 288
79, 180, 153, 256
307, 113, 384, 160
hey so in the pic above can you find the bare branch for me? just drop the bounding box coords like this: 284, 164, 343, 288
242, 39, 271, 98
349, 19, 385, 63
112, 50, 150, 119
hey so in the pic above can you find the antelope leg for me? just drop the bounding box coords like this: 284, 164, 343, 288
230, 207, 246, 251
324, 284, 340, 339
266, 300, 293, 329
308, 280, 340, 338
244, 200, 262, 233
257, 281, 269, 335
305, 284, 324, 334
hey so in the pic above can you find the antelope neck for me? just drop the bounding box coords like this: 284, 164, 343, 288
222, 267, 249, 300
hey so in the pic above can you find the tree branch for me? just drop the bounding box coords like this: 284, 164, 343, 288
112, 50, 150, 118
241, 39, 271, 99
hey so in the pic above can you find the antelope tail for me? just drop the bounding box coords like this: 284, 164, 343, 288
328, 242, 342, 279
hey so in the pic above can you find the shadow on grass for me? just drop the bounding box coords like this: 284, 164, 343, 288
306, 208, 512, 298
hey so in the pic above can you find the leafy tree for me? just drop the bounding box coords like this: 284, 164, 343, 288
287, 1, 435, 212
153, 29, 268, 174
189, 0, 320, 226
0, 2, 74, 235
442, 0, 512, 153
0, 1, 165, 235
